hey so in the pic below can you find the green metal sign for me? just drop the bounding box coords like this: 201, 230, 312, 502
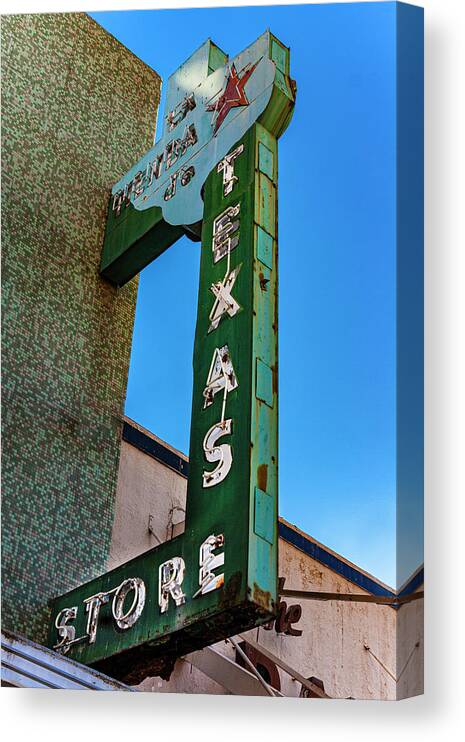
48, 32, 295, 683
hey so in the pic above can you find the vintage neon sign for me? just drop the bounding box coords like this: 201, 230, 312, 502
48, 32, 295, 683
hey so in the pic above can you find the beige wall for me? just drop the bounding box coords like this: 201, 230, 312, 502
260, 539, 397, 699
108, 422, 188, 570
110, 421, 423, 699
396, 585, 424, 699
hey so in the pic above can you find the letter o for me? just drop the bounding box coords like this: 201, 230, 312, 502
112, 578, 146, 630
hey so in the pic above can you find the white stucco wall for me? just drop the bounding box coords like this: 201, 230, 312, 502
396, 585, 424, 699
259, 539, 396, 699
108, 426, 188, 570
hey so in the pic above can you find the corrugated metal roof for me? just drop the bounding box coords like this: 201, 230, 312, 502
1, 630, 135, 690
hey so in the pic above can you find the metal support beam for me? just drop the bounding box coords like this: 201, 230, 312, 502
184, 645, 277, 696
227, 637, 282, 696
280, 589, 424, 606
238, 634, 330, 698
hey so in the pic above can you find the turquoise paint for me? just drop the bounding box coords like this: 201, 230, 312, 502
107, 33, 276, 228
271, 37, 288, 74
256, 358, 274, 407
254, 486, 274, 544
258, 142, 274, 179
257, 226, 273, 270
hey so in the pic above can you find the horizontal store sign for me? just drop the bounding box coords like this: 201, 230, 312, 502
49, 32, 295, 683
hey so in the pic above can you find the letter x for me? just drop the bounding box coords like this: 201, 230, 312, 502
208, 264, 241, 333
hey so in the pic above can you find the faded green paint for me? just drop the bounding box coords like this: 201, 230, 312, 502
256, 358, 274, 407
257, 227, 273, 270
208, 41, 228, 75
258, 142, 274, 179
271, 37, 289, 74
258, 34, 295, 139
248, 122, 279, 607
49, 33, 294, 679
254, 487, 275, 545
101, 203, 185, 287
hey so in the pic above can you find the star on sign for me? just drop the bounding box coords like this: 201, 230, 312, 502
206, 60, 260, 135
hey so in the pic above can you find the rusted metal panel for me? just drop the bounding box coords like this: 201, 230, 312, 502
247, 122, 279, 612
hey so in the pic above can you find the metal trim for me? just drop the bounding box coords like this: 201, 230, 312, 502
278, 521, 395, 598
122, 421, 189, 478
1, 630, 135, 691
398, 567, 424, 597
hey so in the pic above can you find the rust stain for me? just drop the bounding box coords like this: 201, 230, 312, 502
257, 463, 268, 491
271, 363, 278, 394
219, 571, 242, 607
259, 271, 269, 291
253, 583, 272, 611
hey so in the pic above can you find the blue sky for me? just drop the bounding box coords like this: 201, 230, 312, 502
92, 3, 405, 587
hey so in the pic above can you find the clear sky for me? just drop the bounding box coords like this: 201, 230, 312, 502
91, 2, 404, 587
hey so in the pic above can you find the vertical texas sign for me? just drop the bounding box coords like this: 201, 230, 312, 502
48, 32, 296, 683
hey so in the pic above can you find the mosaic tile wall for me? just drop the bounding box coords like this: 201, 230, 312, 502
1, 13, 161, 643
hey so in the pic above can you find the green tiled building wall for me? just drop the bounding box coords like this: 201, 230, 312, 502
1, 13, 161, 643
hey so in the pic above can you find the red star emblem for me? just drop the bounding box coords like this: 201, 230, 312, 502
206, 60, 260, 135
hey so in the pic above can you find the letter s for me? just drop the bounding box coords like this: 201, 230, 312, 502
202, 419, 233, 488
